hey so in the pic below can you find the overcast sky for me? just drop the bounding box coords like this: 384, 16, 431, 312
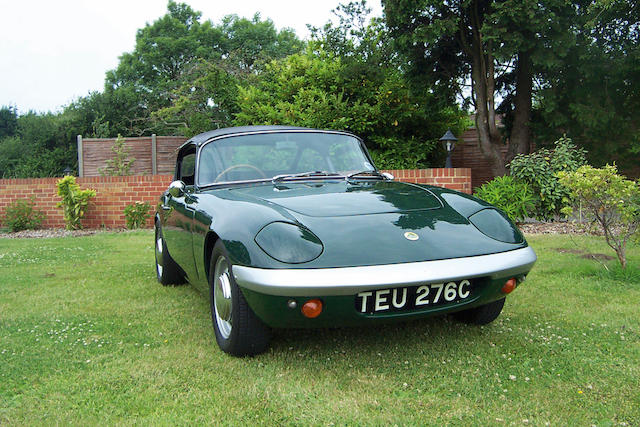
0, 0, 383, 114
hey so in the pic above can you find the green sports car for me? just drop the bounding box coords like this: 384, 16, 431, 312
154, 126, 536, 356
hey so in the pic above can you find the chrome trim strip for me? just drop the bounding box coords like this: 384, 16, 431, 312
200, 129, 360, 148
233, 247, 537, 296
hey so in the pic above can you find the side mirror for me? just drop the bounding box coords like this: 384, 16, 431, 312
381, 172, 394, 180
168, 180, 186, 198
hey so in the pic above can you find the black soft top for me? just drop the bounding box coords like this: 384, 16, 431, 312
183, 125, 321, 148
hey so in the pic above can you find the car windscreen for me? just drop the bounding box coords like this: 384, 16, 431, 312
197, 132, 375, 185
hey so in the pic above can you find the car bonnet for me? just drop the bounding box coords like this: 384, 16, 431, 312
226, 180, 442, 217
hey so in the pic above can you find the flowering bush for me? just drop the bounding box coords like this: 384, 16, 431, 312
2, 197, 45, 231
124, 201, 151, 229
557, 164, 639, 269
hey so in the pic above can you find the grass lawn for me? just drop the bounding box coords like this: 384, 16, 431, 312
1, 231, 639, 425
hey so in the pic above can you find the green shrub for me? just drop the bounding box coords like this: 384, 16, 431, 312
473, 176, 536, 222
558, 164, 639, 269
124, 201, 151, 229
56, 176, 96, 230
369, 137, 439, 170
2, 197, 45, 231
509, 137, 587, 220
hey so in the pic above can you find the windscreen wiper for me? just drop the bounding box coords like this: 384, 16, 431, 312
345, 170, 387, 180
272, 171, 341, 183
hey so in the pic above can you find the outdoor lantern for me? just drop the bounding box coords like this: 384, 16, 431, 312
439, 129, 458, 168
63, 166, 73, 176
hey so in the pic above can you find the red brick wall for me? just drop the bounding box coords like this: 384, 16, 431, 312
0, 175, 173, 229
383, 168, 472, 194
0, 169, 470, 229
82, 136, 186, 177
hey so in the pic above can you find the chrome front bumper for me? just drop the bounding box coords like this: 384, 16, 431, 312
232, 247, 537, 297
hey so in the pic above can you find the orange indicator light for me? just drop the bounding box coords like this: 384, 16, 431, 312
301, 299, 323, 318
502, 278, 517, 294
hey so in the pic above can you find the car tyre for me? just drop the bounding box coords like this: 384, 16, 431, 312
210, 240, 270, 356
154, 220, 185, 285
453, 298, 505, 325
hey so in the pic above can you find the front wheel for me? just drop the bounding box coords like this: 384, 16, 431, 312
210, 240, 270, 356
453, 298, 505, 325
154, 221, 185, 285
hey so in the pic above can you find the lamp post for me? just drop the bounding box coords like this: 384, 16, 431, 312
63, 167, 73, 176
439, 129, 458, 169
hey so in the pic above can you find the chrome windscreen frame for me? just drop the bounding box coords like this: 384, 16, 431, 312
194, 129, 375, 188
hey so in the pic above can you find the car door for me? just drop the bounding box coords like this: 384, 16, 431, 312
162, 147, 199, 282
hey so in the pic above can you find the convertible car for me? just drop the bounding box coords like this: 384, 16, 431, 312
154, 126, 536, 356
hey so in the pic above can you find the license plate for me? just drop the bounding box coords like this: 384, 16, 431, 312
355, 280, 474, 314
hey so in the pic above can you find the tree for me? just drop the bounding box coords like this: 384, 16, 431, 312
0, 3, 306, 178
383, 0, 575, 176
151, 60, 241, 137
532, 0, 640, 178
64, 89, 143, 138
558, 164, 640, 269
104, 1, 223, 135
150, 14, 302, 136
104, 3, 303, 137
0, 111, 79, 178
234, 45, 464, 169
308, 1, 467, 168
0, 106, 20, 178
234, 2, 466, 169
219, 14, 303, 74
0, 106, 18, 138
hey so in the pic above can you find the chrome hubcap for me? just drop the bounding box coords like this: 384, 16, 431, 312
214, 256, 233, 339
155, 233, 163, 277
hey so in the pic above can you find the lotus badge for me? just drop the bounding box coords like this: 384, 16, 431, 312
404, 232, 419, 241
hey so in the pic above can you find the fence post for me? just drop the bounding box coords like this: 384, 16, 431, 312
77, 135, 84, 177
151, 134, 157, 175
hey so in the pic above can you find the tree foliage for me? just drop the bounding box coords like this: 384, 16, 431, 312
105, 2, 220, 116
383, 0, 577, 175
105, 4, 303, 136
2, 0, 637, 180
235, 3, 466, 169
532, 0, 640, 177
0, 106, 18, 139
0, 108, 78, 178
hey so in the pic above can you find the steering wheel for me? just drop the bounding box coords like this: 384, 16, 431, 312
214, 164, 267, 182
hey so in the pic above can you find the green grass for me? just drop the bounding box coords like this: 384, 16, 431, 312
1, 231, 639, 425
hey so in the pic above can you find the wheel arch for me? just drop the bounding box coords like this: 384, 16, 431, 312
204, 230, 221, 280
